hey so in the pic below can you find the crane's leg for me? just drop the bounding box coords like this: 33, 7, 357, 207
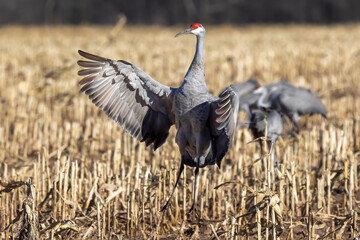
259, 140, 264, 157
189, 166, 199, 213
290, 113, 300, 134
273, 148, 278, 169
160, 163, 184, 212
258, 140, 266, 171
189, 127, 210, 213
292, 120, 300, 134
268, 140, 278, 169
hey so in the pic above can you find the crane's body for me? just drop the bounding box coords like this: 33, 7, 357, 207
77, 23, 240, 212
250, 109, 283, 143
249, 108, 282, 167
173, 90, 217, 168
255, 80, 327, 132
171, 27, 218, 169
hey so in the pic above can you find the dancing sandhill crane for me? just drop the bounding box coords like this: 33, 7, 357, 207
249, 86, 283, 167
77, 23, 242, 212
256, 80, 327, 132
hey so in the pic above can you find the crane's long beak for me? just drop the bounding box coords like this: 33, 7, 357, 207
175, 28, 192, 37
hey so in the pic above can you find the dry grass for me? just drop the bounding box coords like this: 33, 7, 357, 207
0, 23, 359, 239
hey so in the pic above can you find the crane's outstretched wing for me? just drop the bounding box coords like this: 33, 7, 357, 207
275, 87, 327, 117
230, 79, 260, 116
77, 50, 174, 150
209, 85, 240, 168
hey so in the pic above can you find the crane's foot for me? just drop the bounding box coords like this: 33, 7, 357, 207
187, 202, 199, 215
188, 204, 195, 214
186, 205, 200, 220
160, 201, 170, 212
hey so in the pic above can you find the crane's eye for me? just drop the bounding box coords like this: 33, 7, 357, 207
255, 84, 261, 89
190, 23, 202, 30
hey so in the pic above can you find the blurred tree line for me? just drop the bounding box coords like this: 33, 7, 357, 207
0, 0, 359, 25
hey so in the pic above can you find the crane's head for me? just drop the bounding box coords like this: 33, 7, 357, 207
253, 85, 265, 94
175, 23, 205, 38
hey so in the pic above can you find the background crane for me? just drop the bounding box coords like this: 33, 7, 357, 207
228, 79, 260, 117
249, 80, 327, 133
249, 87, 283, 167
245, 79, 327, 167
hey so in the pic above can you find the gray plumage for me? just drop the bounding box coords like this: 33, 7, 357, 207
77, 23, 240, 212
249, 108, 283, 167
78, 51, 173, 150
229, 79, 260, 117
256, 80, 327, 132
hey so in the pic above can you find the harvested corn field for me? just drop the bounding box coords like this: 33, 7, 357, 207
0, 24, 359, 239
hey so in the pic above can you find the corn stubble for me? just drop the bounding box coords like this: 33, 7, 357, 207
0, 24, 359, 239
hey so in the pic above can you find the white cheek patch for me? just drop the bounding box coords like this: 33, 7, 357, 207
191, 27, 203, 35
253, 87, 264, 94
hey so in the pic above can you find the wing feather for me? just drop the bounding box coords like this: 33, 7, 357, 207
79, 74, 99, 86
78, 50, 107, 62
104, 89, 120, 113
78, 50, 174, 149
77, 60, 104, 68
226, 79, 260, 117
209, 85, 240, 168
78, 68, 103, 76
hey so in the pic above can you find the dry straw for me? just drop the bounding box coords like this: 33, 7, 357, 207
0, 24, 359, 239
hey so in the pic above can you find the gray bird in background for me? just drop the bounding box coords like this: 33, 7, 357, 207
256, 80, 327, 132
246, 79, 327, 167
77, 23, 243, 213
250, 87, 283, 167
229, 79, 260, 117
226, 79, 262, 129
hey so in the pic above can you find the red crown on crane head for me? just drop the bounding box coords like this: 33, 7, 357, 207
190, 23, 202, 30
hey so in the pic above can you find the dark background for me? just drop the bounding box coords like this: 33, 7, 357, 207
1, 0, 359, 25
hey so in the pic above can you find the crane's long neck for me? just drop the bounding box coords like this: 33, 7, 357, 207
184, 35, 205, 85
193, 35, 204, 69
257, 88, 271, 108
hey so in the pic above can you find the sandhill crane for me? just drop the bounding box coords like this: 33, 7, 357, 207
255, 80, 327, 132
249, 86, 283, 167
77, 23, 243, 212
